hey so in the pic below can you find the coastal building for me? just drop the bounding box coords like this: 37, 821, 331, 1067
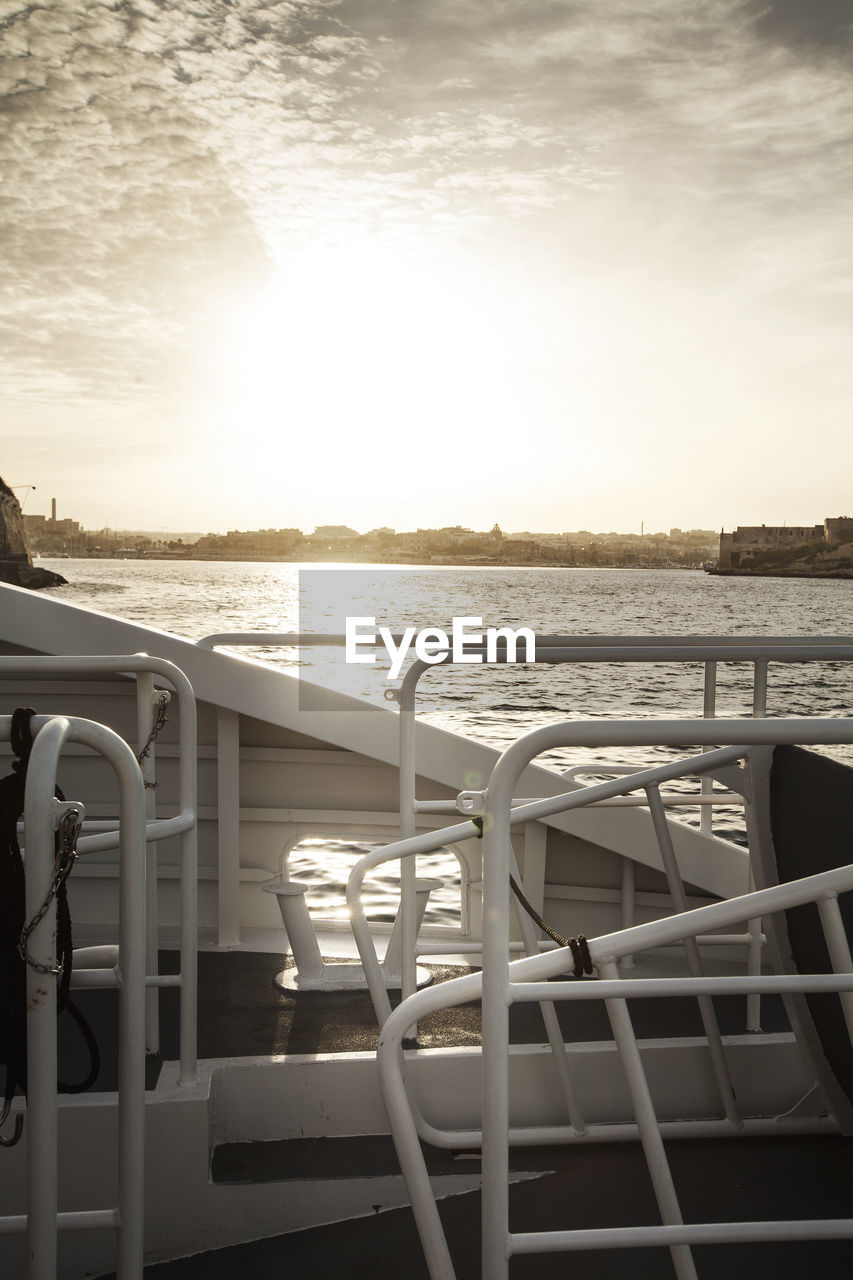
718, 519, 853, 569
193, 528, 303, 559
23, 497, 82, 551
825, 516, 853, 545
310, 525, 359, 541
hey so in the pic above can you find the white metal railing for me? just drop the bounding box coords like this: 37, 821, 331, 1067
198, 631, 431, 954
374, 716, 853, 1280
350, 743, 750, 1041
196, 631, 853, 998
0, 655, 199, 1082
393, 637, 853, 998
0, 713, 149, 1279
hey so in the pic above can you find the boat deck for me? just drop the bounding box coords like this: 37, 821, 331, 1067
96, 1132, 853, 1279
61, 949, 853, 1279
62, 947, 793, 1089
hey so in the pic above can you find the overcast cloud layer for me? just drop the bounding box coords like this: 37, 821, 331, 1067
2, 1, 852, 532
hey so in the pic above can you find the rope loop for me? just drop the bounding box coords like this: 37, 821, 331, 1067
509, 874, 594, 976
10, 707, 36, 775
1, 710, 100, 1100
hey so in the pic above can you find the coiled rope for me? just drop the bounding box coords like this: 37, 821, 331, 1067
1, 709, 99, 1148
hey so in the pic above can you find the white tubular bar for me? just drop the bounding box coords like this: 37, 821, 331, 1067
480, 717, 853, 1280
700, 660, 716, 834
136, 671, 161, 1054
0, 655, 198, 1085
351, 743, 750, 1026
817, 894, 853, 1043
398, 666, 418, 1004
14, 713, 148, 1280
645, 784, 739, 1127
76, 810, 195, 855
196, 633, 853, 651
376, 716, 853, 1280
350, 817, 481, 1025
197, 634, 853, 1027
20, 720, 65, 1280
216, 707, 241, 947
380, 967, 853, 1154
396, 639, 853, 1003
512, 1219, 853, 1254
598, 956, 697, 1280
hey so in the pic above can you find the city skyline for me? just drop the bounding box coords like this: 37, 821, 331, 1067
21, 495, 720, 540
3, 3, 853, 535
21, 502, 722, 568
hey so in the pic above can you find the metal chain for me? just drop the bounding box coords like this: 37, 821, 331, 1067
137, 691, 169, 787
17, 808, 82, 975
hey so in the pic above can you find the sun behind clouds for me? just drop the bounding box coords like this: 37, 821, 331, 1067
205, 240, 586, 521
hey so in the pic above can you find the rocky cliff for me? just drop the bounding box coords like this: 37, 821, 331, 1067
0, 477, 67, 589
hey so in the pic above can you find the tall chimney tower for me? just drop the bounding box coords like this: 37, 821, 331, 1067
51, 498, 56, 522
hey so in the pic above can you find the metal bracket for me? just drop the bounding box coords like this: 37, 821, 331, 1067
51, 798, 85, 834
457, 789, 486, 816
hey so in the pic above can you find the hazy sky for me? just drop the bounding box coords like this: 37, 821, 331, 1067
3, 1, 852, 535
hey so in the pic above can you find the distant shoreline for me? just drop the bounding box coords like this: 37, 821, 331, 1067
37, 552, 705, 571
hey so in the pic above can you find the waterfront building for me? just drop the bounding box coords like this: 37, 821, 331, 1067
718, 518, 853, 569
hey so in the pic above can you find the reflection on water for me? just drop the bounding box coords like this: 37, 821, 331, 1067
288, 838, 462, 929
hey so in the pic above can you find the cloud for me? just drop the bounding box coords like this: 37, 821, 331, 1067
745, 0, 853, 57
1, 1, 852, 530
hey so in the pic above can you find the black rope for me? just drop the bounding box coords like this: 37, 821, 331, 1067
10, 706, 35, 774
509, 874, 593, 977
0, 707, 100, 1142
0, 730, 27, 1144
469, 814, 593, 977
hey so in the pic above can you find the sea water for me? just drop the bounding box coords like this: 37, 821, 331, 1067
38, 560, 853, 924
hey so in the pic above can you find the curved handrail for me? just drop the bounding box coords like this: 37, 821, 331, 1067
194, 631, 853, 984
378, 858, 853, 1280
481, 717, 853, 1280
1, 713, 147, 1278
0, 654, 198, 1082
392, 639, 853, 997
348, 742, 748, 1024
376, 716, 853, 1280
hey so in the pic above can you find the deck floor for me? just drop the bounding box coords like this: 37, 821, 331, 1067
98, 1133, 853, 1279
61, 948, 852, 1280
61, 947, 792, 1090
